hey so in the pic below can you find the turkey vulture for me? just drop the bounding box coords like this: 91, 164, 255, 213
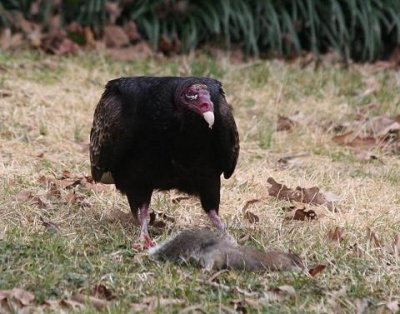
90, 76, 239, 248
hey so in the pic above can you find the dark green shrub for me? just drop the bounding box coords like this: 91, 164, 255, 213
1, 0, 400, 61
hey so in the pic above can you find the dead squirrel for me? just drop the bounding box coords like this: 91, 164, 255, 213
149, 229, 303, 272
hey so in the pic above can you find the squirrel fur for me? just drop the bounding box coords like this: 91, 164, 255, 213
149, 229, 303, 272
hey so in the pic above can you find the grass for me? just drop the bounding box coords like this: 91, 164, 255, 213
1, 51, 400, 313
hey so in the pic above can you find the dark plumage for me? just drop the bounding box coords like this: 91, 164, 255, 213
90, 76, 239, 248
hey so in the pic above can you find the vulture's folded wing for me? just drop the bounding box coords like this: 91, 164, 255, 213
211, 84, 240, 179
90, 80, 127, 184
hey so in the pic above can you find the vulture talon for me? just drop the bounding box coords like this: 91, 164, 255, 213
143, 235, 155, 249
132, 235, 155, 251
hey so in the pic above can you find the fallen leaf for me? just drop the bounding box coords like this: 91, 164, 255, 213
104, 25, 130, 48
267, 177, 301, 201
267, 177, 338, 210
277, 115, 296, 131
366, 228, 382, 248
302, 186, 331, 206
39, 173, 109, 193
289, 208, 317, 221
91, 284, 115, 301
241, 199, 260, 213
332, 113, 400, 155
327, 227, 344, 243
333, 132, 377, 149
39, 216, 60, 233
244, 211, 259, 224
308, 264, 326, 277
365, 115, 400, 137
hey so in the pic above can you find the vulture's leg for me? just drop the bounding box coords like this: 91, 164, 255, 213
127, 190, 154, 250
207, 210, 225, 231
200, 177, 225, 231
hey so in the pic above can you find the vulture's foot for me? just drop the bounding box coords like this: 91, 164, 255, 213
142, 233, 155, 249
131, 202, 155, 251
132, 234, 155, 251
207, 209, 225, 231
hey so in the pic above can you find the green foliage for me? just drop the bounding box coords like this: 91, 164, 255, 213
1, 0, 400, 61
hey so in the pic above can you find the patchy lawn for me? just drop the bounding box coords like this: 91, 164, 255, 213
0, 52, 400, 313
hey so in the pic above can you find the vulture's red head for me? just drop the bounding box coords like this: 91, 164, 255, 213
178, 83, 215, 129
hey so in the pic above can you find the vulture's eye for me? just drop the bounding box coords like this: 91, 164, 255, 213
185, 94, 198, 101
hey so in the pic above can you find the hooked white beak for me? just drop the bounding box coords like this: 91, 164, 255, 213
203, 111, 215, 129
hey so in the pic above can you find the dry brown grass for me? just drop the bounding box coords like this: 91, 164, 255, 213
1, 52, 400, 313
